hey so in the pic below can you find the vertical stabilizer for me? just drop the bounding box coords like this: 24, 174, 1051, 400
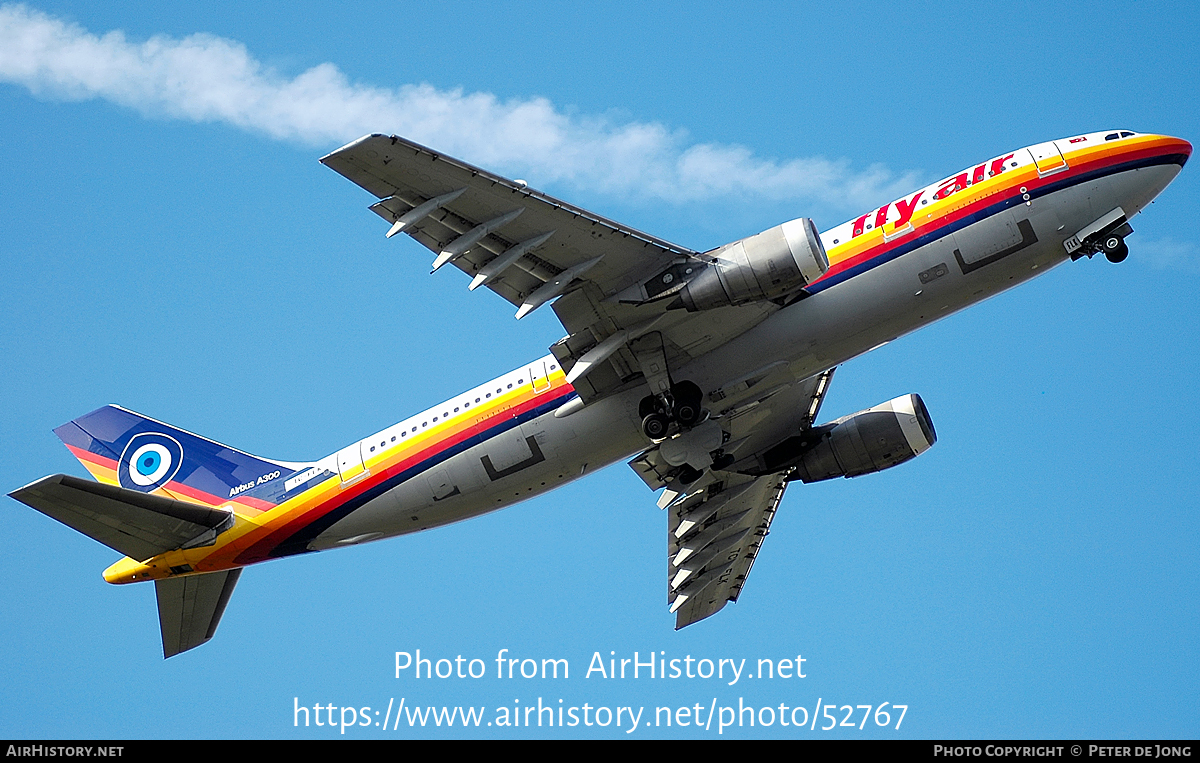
53, 405, 305, 509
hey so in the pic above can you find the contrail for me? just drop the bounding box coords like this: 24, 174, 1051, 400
0, 4, 920, 208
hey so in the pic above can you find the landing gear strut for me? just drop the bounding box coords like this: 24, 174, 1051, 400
640, 381, 706, 440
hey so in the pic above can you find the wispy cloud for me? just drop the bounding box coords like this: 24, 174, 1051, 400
0, 4, 920, 209
1135, 237, 1200, 274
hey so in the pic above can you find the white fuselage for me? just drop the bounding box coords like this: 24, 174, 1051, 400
308, 139, 1183, 552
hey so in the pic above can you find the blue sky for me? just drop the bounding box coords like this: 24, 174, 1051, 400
1, 0, 1197, 739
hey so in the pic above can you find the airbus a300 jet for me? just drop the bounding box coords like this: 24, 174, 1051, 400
11, 129, 1189, 657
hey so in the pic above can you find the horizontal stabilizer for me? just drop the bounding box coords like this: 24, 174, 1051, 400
156, 569, 242, 658
10, 474, 233, 562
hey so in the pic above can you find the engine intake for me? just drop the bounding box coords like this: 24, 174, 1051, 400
678, 218, 828, 311
755, 394, 936, 482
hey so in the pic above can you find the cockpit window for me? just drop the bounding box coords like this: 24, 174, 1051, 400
1106, 131, 1137, 141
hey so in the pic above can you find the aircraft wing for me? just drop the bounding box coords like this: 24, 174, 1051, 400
666, 471, 790, 628
321, 134, 782, 402
628, 368, 836, 627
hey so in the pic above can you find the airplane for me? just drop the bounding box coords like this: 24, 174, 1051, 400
10, 129, 1189, 658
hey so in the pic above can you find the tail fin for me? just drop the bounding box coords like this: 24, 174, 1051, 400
53, 404, 305, 509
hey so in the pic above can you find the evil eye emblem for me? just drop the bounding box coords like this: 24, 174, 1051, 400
130, 444, 170, 485
118, 433, 183, 492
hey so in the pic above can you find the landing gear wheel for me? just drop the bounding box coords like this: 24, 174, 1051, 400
676, 465, 704, 486
642, 413, 670, 440
671, 381, 705, 427
1102, 235, 1129, 264
675, 400, 701, 427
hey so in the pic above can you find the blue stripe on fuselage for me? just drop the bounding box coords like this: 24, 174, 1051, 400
268, 390, 572, 558
807, 152, 1188, 295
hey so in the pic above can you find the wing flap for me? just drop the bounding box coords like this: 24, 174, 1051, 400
668, 472, 790, 629
323, 134, 794, 404
629, 368, 836, 492
9, 474, 232, 562
155, 569, 242, 658
320, 134, 693, 306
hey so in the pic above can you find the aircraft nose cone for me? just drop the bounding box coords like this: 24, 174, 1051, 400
1157, 134, 1192, 164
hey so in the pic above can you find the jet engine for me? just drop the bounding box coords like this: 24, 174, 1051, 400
752, 394, 936, 482
675, 218, 829, 311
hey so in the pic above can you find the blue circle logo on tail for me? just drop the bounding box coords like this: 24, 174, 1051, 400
118, 433, 184, 492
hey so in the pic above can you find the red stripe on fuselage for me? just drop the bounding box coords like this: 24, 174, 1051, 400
65, 444, 277, 511
814, 137, 1188, 286
231, 384, 573, 564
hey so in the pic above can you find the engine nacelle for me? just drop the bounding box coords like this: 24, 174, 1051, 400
754, 394, 936, 482
677, 218, 828, 311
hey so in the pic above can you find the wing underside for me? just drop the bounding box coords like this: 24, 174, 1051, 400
630, 368, 836, 628
323, 134, 842, 630
320, 134, 782, 404
667, 472, 791, 628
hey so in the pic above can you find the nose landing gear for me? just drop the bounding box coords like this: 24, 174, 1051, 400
1101, 234, 1129, 264
1069, 211, 1133, 265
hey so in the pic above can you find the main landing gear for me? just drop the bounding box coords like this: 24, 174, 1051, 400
640, 381, 705, 440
